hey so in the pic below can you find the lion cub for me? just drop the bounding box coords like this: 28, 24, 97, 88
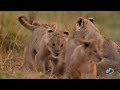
18, 14, 69, 73
53, 17, 104, 77
67, 39, 103, 79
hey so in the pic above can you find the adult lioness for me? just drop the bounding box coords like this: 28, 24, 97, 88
18, 14, 69, 73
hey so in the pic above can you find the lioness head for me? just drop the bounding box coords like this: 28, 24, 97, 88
45, 26, 69, 58
82, 39, 103, 63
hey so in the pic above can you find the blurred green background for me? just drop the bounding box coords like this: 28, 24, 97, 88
0, 11, 120, 52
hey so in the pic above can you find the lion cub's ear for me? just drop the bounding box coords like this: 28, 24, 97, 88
76, 17, 87, 30
76, 17, 84, 26
83, 39, 96, 49
88, 17, 94, 23
51, 23, 57, 32
47, 29, 54, 33
62, 31, 69, 37
83, 41, 91, 49
47, 24, 57, 33
62, 31, 69, 42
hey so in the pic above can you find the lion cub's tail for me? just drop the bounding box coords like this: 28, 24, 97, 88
18, 14, 37, 31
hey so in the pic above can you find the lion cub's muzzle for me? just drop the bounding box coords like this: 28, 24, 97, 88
55, 53, 59, 56
96, 57, 104, 65
52, 52, 60, 59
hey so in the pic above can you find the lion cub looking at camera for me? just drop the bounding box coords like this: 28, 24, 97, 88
67, 39, 103, 79
18, 14, 69, 73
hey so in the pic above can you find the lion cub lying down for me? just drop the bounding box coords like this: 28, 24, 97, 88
67, 39, 103, 79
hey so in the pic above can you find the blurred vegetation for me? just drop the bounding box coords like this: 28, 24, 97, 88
0, 11, 120, 52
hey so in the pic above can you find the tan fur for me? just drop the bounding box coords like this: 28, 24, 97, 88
53, 17, 104, 77
18, 14, 37, 31
67, 40, 103, 79
74, 17, 120, 75
75, 17, 120, 72
97, 38, 120, 75
74, 17, 103, 44
18, 14, 69, 73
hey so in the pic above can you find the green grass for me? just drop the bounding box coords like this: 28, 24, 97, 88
0, 11, 120, 79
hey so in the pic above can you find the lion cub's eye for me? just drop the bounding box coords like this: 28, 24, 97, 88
93, 50, 97, 53
52, 43, 55, 47
61, 44, 63, 47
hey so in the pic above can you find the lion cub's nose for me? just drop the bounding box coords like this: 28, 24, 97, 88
55, 53, 59, 56
99, 57, 102, 60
